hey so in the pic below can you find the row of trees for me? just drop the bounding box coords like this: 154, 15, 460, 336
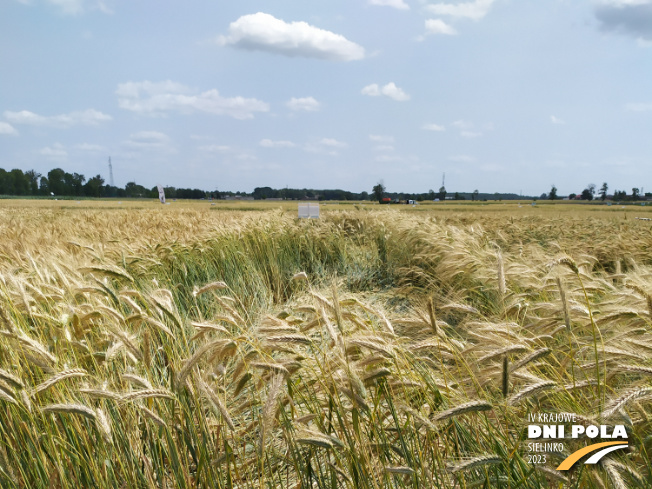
0, 167, 465, 202
546, 183, 650, 201
372, 182, 494, 203
6, 166, 646, 203
0, 167, 216, 199
255, 185, 502, 202
0, 167, 105, 197
3, 167, 461, 201
251, 187, 370, 201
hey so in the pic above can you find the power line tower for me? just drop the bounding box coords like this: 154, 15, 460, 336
108, 157, 114, 187
442, 172, 445, 188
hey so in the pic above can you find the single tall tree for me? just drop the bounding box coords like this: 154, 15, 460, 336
372, 181, 386, 203
25, 170, 41, 195
599, 182, 608, 201
84, 175, 105, 197
47, 168, 66, 196
549, 185, 558, 200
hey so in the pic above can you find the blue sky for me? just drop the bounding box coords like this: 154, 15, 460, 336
1, 0, 652, 195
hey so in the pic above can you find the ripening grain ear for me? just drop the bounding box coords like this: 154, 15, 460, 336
557, 277, 571, 331
427, 297, 437, 335
502, 355, 509, 398
496, 250, 506, 297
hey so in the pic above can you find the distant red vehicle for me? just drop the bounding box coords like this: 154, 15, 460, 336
381, 197, 392, 204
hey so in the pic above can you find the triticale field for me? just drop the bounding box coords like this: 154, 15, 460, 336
0, 199, 651, 488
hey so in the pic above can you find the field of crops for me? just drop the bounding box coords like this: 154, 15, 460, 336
0, 199, 650, 488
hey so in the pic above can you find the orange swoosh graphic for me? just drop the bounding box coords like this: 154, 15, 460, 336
556, 441, 627, 471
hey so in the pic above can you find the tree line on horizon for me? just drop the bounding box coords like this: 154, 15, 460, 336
0, 166, 532, 201
249, 186, 519, 201
0, 167, 216, 199
6, 166, 645, 203
545, 183, 650, 202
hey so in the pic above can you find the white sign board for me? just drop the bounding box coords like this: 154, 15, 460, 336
157, 184, 165, 204
298, 203, 320, 219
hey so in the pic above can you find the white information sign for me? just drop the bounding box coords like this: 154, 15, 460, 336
298, 203, 320, 219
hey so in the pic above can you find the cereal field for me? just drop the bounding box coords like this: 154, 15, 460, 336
0, 199, 650, 488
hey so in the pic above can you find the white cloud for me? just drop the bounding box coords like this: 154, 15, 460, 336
451, 120, 489, 137
361, 84, 382, 96
0, 122, 18, 136
425, 19, 457, 35
303, 138, 347, 155
96, 0, 113, 14
601, 1, 652, 5
361, 82, 410, 101
39, 143, 68, 160
4, 109, 112, 128
123, 131, 175, 153
368, 0, 410, 10
383, 84, 409, 98
625, 102, 652, 111
422, 123, 445, 131
16, 0, 114, 14
30, 0, 114, 15
116, 80, 186, 99
452, 119, 472, 129
218, 12, 365, 61
199, 144, 256, 161
550, 115, 566, 124
198, 144, 231, 153
74, 143, 106, 152
127, 130, 168, 145
425, 0, 495, 21
369, 134, 395, 143
287, 97, 321, 111
259, 139, 296, 148
319, 138, 347, 148
116, 80, 269, 120
47, 0, 85, 15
